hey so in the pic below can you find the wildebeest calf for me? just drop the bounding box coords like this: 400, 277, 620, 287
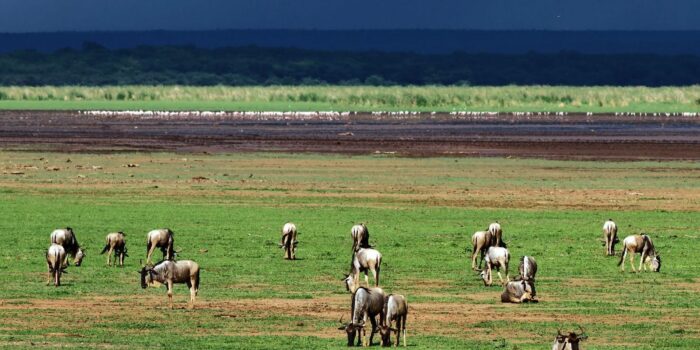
603, 219, 618, 256
618, 234, 661, 272
101, 231, 127, 267
46, 243, 67, 287
279, 222, 298, 260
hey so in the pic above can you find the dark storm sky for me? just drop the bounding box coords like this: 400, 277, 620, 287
2, 0, 699, 32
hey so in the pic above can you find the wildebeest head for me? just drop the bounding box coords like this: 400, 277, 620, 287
553, 327, 588, 350
479, 269, 492, 286
337, 316, 363, 346
377, 324, 397, 347
342, 274, 358, 293
74, 248, 85, 266
520, 279, 537, 301
650, 254, 661, 272
139, 261, 155, 289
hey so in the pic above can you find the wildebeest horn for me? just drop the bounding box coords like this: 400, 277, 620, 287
339, 314, 345, 324
577, 325, 587, 338
557, 328, 564, 336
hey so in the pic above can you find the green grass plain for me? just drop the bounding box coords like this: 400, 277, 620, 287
1, 152, 699, 349
1, 85, 700, 112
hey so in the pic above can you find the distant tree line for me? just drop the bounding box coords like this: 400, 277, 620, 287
1, 42, 700, 86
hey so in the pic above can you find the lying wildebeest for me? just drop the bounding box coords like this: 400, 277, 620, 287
50, 227, 85, 267
351, 223, 370, 252
552, 327, 588, 350
480, 246, 510, 286
488, 222, 503, 247
349, 248, 382, 289
101, 231, 127, 267
146, 228, 174, 265
618, 234, 661, 272
338, 287, 385, 347
603, 219, 618, 256
470, 230, 493, 271
501, 278, 537, 303
46, 243, 67, 287
378, 294, 408, 347
517, 255, 537, 281
139, 259, 200, 309
279, 222, 298, 260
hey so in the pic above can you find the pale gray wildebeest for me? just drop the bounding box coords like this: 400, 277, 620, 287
378, 294, 408, 347
603, 219, 618, 256
46, 243, 67, 287
470, 230, 493, 271
552, 327, 588, 350
140, 259, 200, 309
338, 287, 386, 347
501, 278, 537, 303
488, 222, 503, 247
517, 256, 537, 281
618, 234, 661, 272
279, 222, 298, 260
50, 227, 85, 267
101, 231, 127, 267
146, 228, 174, 265
349, 248, 382, 290
351, 223, 371, 252
480, 246, 510, 286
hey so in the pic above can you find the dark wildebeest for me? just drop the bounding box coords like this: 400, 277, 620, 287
552, 327, 588, 350
46, 243, 67, 287
517, 255, 538, 281
140, 259, 200, 309
338, 287, 385, 347
479, 246, 510, 286
279, 222, 298, 260
350, 248, 382, 289
378, 294, 408, 347
488, 222, 503, 247
146, 228, 174, 265
501, 278, 537, 303
50, 228, 85, 267
603, 219, 618, 256
618, 234, 661, 273
351, 223, 370, 252
101, 231, 127, 267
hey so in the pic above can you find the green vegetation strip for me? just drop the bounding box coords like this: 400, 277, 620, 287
1, 85, 700, 112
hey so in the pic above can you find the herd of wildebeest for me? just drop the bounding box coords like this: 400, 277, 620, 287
44, 218, 662, 348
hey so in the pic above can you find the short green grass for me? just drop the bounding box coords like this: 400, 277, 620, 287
1, 85, 700, 112
0, 152, 699, 349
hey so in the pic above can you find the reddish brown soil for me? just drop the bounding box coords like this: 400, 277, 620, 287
1, 111, 699, 160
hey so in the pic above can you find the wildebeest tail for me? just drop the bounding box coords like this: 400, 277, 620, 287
194, 269, 200, 293
100, 238, 111, 254
146, 240, 152, 255
617, 242, 627, 266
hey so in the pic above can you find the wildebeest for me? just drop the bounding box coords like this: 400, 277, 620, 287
470, 230, 493, 271
603, 219, 618, 256
139, 259, 200, 309
480, 246, 510, 286
279, 222, 298, 260
517, 255, 537, 281
351, 223, 370, 252
552, 327, 588, 350
46, 243, 67, 287
350, 248, 382, 289
378, 294, 408, 347
338, 287, 386, 347
50, 227, 85, 267
100, 231, 127, 267
618, 234, 661, 272
146, 228, 174, 265
488, 222, 503, 247
501, 278, 537, 303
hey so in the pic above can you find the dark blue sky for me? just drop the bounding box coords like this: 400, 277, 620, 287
2, 0, 699, 32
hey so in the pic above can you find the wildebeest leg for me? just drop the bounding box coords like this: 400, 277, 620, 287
186, 280, 195, 309
372, 266, 380, 287
55, 270, 60, 287
146, 244, 157, 265
46, 265, 52, 286
364, 272, 370, 287
629, 252, 637, 273
402, 316, 407, 347
395, 316, 402, 347
167, 281, 174, 309
368, 315, 378, 347
107, 247, 113, 266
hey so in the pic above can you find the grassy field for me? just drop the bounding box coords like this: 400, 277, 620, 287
1, 85, 700, 112
1, 152, 699, 349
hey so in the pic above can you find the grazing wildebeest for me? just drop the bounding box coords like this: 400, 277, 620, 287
552, 327, 588, 350
351, 223, 370, 252
350, 248, 382, 289
279, 222, 298, 260
100, 231, 127, 267
146, 228, 174, 265
46, 244, 67, 287
488, 222, 503, 247
378, 294, 408, 347
603, 219, 618, 256
517, 255, 538, 281
50, 227, 85, 267
470, 230, 493, 271
480, 246, 510, 286
140, 259, 200, 309
618, 234, 661, 272
501, 278, 537, 303
338, 287, 385, 347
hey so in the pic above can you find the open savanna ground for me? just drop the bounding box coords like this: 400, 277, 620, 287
1, 152, 699, 349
